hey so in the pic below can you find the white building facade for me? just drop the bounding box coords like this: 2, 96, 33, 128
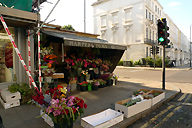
92, 0, 190, 66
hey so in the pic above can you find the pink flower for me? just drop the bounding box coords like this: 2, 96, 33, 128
51, 99, 59, 104
53, 109, 61, 116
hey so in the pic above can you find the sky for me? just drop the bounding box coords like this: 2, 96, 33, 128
40, 0, 192, 41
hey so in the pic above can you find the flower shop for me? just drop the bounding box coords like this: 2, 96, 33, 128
35, 28, 127, 92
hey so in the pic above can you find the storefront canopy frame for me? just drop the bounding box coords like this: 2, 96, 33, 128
42, 30, 127, 50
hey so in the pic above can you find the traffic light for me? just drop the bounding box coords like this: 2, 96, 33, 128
157, 18, 170, 45
157, 19, 166, 45
150, 46, 155, 54
156, 46, 159, 54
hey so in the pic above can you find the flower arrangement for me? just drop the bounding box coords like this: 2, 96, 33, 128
41, 46, 58, 68
80, 70, 88, 76
32, 85, 87, 125
42, 68, 55, 77
79, 81, 88, 86
100, 73, 113, 81
68, 76, 77, 82
98, 79, 106, 85
92, 79, 100, 86
113, 75, 118, 80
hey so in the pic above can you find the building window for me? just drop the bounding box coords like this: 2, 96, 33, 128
146, 47, 148, 57
160, 10, 161, 16
113, 31, 118, 43
146, 9, 148, 18
155, 5, 157, 12
158, 8, 159, 14
152, 15, 154, 21
112, 12, 118, 25
150, 29, 151, 40
125, 10, 131, 22
153, 31, 154, 42
155, 18, 157, 24
149, 12, 151, 20
101, 15, 106, 27
146, 28, 148, 38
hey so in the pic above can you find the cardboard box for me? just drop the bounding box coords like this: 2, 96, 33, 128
146, 90, 165, 106
40, 110, 54, 127
115, 98, 151, 118
132, 89, 151, 96
0, 95, 20, 109
52, 73, 64, 79
81, 108, 124, 128
1, 88, 21, 102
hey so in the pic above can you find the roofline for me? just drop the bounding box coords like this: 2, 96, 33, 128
91, 0, 110, 6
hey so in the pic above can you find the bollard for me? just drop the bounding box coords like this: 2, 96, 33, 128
0, 116, 4, 128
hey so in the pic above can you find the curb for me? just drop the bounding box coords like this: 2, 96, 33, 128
116, 66, 191, 71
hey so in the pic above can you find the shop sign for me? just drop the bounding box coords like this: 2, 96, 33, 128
64, 40, 127, 50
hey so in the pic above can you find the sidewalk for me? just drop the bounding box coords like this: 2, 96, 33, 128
117, 64, 191, 71
0, 77, 180, 128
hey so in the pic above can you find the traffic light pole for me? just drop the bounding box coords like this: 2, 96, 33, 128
154, 46, 156, 69
162, 44, 165, 90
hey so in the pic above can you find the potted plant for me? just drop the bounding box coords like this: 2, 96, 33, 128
78, 70, 86, 83
100, 73, 113, 86
68, 76, 78, 91
87, 80, 93, 91
42, 68, 55, 83
32, 85, 87, 128
92, 79, 100, 91
98, 79, 106, 88
79, 81, 88, 91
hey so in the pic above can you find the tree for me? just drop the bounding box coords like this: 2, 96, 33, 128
62, 24, 75, 31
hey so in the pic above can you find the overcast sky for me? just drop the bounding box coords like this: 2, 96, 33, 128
40, 0, 192, 41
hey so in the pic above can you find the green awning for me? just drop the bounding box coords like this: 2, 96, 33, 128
0, 0, 33, 12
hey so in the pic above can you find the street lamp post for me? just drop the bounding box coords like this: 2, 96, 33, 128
190, 25, 191, 67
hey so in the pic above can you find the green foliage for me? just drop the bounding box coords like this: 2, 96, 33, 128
62, 24, 75, 31
7, 79, 35, 104
118, 60, 123, 66
134, 60, 141, 65
130, 60, 133, 67
145, 57, 154, 67
155, 56, 162, 67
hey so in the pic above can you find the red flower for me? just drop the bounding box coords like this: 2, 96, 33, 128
77, 102, 84, 108
80, 99, 84, 104
64, 109, 69, 114
72, 108, 76, 113
38, 100, 44, 105
45, 90, 50, 94
84, 103, 87, 109
57, 85, 63, 89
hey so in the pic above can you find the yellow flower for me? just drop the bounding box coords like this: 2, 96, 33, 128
60, 87, 67, 94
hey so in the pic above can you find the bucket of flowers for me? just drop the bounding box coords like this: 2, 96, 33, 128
79, 81, 88, 92
31, 84, 87, 128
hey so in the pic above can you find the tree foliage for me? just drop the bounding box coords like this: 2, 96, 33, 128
62, 24, 75, 31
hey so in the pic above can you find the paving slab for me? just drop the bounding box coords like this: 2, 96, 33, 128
0, 77, 180, 128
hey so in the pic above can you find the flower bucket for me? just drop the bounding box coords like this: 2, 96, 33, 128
92, 85, 98, 91
80, 86, 88, 92
107, 79, 112, 86
70, 83, 77, 91
77, 68, 82, 76
88, 69, 94, 80
44, 77, 52, 83
53, 119, 73, 128
88, 84, 92, 91
85, 74, 90, 81
78, 76, 85, 83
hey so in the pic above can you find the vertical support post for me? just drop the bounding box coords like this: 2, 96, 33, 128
37, 0, 42, 92
84, 0, 86, 33
153, 46, 156, 69
28, 30, 31, 87
0, 14, 38, 92
190, 25, 191, 67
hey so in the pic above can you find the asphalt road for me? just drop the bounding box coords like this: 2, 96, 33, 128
114, 67, 192, 128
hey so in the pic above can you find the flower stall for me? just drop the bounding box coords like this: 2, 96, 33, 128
33, 28, 126, 92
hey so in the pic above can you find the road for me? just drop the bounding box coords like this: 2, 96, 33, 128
114, 67, 192, 128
